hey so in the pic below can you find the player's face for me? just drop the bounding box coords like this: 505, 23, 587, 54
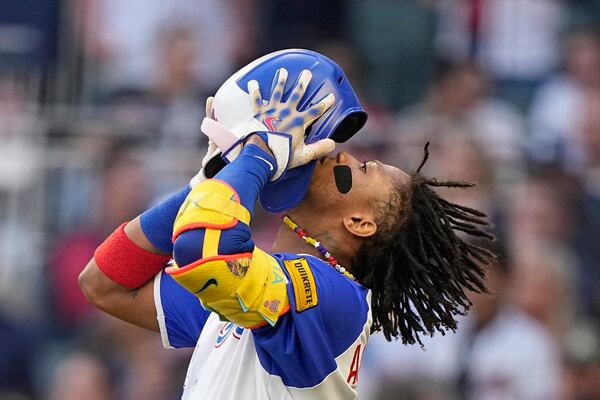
306, 151, 411, 212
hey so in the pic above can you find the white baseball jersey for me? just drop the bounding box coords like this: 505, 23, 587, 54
154, 253, 372, 399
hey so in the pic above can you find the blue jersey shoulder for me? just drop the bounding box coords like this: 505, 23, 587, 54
252, 253, 370, 388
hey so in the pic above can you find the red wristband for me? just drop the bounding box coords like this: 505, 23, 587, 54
94, 223, 172, 289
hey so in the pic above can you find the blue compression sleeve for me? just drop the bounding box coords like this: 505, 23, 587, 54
173, 143, 275, 266
140, 185, 191, 253
213, 143, 275, 215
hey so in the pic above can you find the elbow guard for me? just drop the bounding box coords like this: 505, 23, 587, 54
168, 179, 289, 328
173, 179, 251, 259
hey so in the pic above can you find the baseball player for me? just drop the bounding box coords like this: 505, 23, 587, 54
79, 50, 493, 399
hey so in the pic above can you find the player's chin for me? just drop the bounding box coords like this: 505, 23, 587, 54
309, 158, 333, 186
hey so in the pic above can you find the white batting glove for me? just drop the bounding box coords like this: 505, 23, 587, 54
190, 97, 222, 188
223, 68, 335, 181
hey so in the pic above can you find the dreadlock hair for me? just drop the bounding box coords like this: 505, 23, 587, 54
351, 143, 495, 345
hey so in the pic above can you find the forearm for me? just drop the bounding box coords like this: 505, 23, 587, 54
79, 183, 191, 329
87, 182, 190, 286
139, 185, 191, 253
126, 217, 165, 253
79, 218, 161, 331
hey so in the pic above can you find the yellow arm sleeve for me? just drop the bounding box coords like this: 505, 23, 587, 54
166, 247, 289, 328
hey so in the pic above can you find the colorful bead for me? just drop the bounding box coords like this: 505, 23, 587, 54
282, 215, 356, 282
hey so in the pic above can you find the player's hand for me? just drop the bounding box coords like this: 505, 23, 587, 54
248, 69, 335, 176
224, 68, 335, 181
190, 97, 221, 188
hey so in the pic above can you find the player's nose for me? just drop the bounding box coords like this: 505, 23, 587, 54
337, 151, 358, 165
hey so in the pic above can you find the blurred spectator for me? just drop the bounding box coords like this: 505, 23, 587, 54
453, 241, 560, 400
391, 60, 524, 181
259, 0, 347, 53
424, 133, 498, 217
511, 240, 577, 340
101, 24, 212, 147
573, 90, 600, 319
561, 321, 600, 400
47, 351, 114, 400
0, 314, 34, 398
152, 25, 209, 146
0, 78, 44, 319
40, 313, 190, 399
436, 0, 566, 110
579, 91, 600, 175
568, 0, 600, 35
80, 0, 240, 94
507, 175, 576, 250
48, 142, 148, 330
362, 241, 561, 400
529, 27, 600, 169
316, 40, 395, 156
505, 172, 600, 321
93, 316, 190, 400
0, 0, 59, 70
369, 377, 453, 400
121, 334, 186, 400
350, 0, 437, 109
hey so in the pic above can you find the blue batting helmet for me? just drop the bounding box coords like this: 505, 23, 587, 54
209, 49, 367, 212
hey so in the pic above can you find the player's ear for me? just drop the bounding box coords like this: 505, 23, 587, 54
342, 214, 377, 238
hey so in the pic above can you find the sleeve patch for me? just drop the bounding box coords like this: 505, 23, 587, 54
283, 258, 318, 312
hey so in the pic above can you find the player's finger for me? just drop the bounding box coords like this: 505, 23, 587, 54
304, 93, 335, 127
207, 139, 218, 154
288, 70, 312, 107
205, 96, 214, 119
268, 68, 288, 107
247, 80, 262, 114
201, 139, 219, 169
301, 139, 336, 163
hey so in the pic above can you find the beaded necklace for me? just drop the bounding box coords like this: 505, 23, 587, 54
282, 215, 356, 281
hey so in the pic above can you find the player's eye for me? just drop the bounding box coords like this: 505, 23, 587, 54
360, 161, 367, 173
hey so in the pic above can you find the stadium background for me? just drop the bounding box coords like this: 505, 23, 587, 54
0, 0, 599, 398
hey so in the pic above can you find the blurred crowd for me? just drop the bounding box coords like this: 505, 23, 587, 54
1, 0, 600, 399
